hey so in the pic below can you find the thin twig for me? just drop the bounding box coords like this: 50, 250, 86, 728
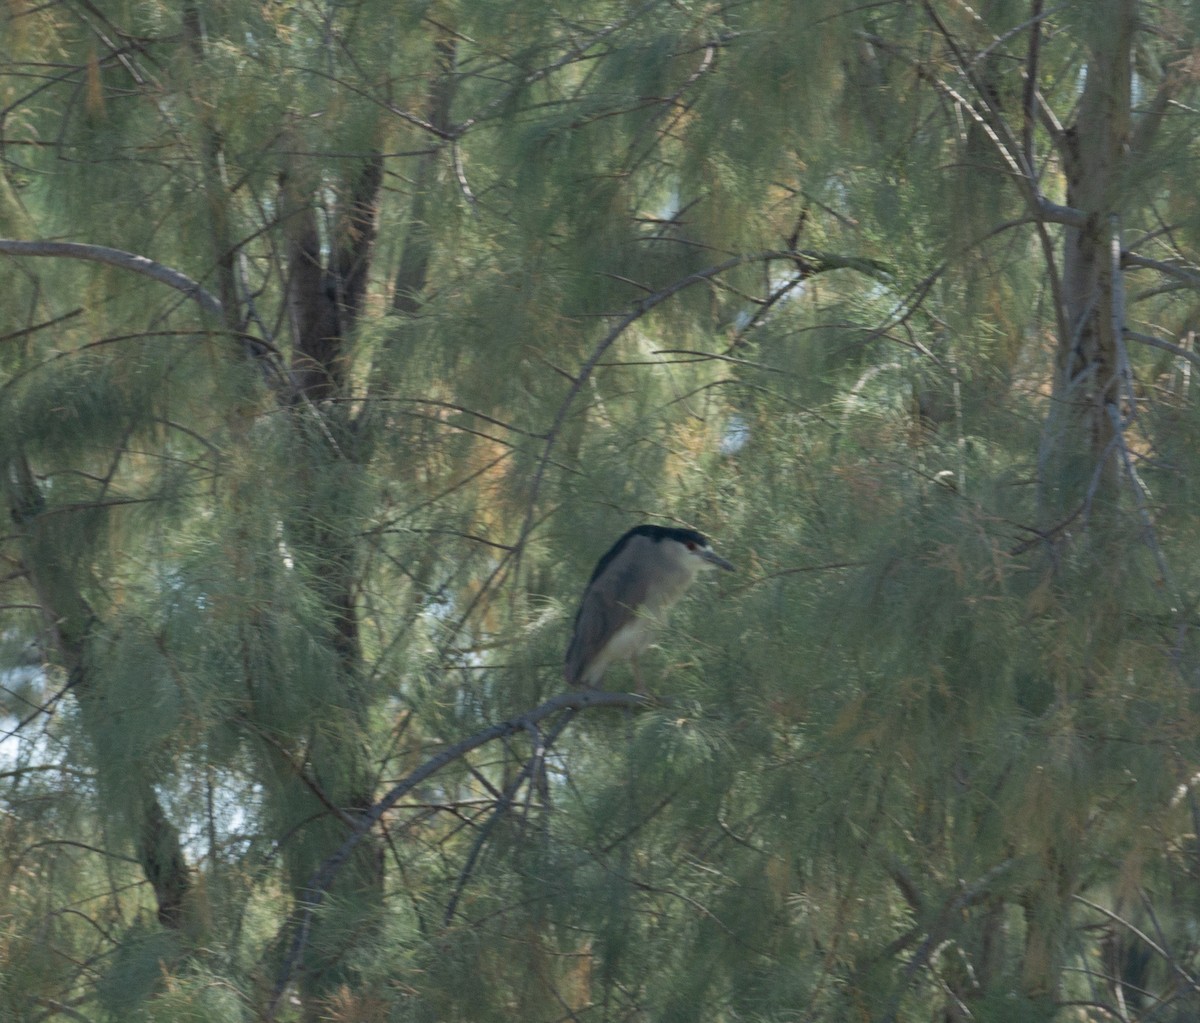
442, 711, 574, 925
265, 688, 651, 1020
1074, 894, 1200, 996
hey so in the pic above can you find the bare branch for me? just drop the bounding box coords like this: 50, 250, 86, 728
1121, 252, 1200, 290
1124, 328, 1200, 369
442, 713, 570, 925
0, 238, 224, 319
1074, 894, 1200, 997
0, 237, 297, 388
266, 688, 652, 1020
879, 859, 1021, 1023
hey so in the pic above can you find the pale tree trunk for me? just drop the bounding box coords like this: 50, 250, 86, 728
1048, 0, 1135, 513
1024, 0, 1137, 1005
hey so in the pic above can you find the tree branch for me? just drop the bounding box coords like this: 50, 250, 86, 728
265, 688, 651, 1020
1124, 328, 1200, 369
1074, 894, 1200, 997
0, 238, 299, 389
442, 710, 576, 925
1121, 252, 1200, 290
0, 238, 224, 318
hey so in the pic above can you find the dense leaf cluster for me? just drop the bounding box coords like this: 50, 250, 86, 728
4, 1, 1200, 1020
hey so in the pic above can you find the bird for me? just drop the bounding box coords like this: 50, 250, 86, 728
564, 524, 735, 691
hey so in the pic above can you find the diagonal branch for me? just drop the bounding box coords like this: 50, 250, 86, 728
0, 238, 224, 318
0, 238, 293, 385
442, 711, 574, 926
879, 859, 1022, 1023
1074, 894, 1200, 997
265, 687, 650, 1020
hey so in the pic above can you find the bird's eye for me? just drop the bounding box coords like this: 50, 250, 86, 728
686, 541, 697, 550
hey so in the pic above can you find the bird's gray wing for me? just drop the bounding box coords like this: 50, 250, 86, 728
564, 535, 657, 686
564, 582, 641, 685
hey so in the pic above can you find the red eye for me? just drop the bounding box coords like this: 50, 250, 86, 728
686, 541, 697, 550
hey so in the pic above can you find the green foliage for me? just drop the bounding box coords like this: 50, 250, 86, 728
5, 2, 1200, 1022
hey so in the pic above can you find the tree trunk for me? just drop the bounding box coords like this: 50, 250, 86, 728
1051, 0, 1135, 506
281, 151, 383, 402
276, 152, 386, 1012
1025, 0, 1137, 1003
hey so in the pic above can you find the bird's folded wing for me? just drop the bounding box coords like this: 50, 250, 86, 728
565, 585, 639, 684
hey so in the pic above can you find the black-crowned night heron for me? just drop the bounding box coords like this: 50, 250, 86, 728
564, 524, 735, 691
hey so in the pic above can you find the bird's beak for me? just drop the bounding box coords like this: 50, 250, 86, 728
702, 549, 736, 572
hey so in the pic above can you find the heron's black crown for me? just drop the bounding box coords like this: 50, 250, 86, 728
586, 524, 711, 586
